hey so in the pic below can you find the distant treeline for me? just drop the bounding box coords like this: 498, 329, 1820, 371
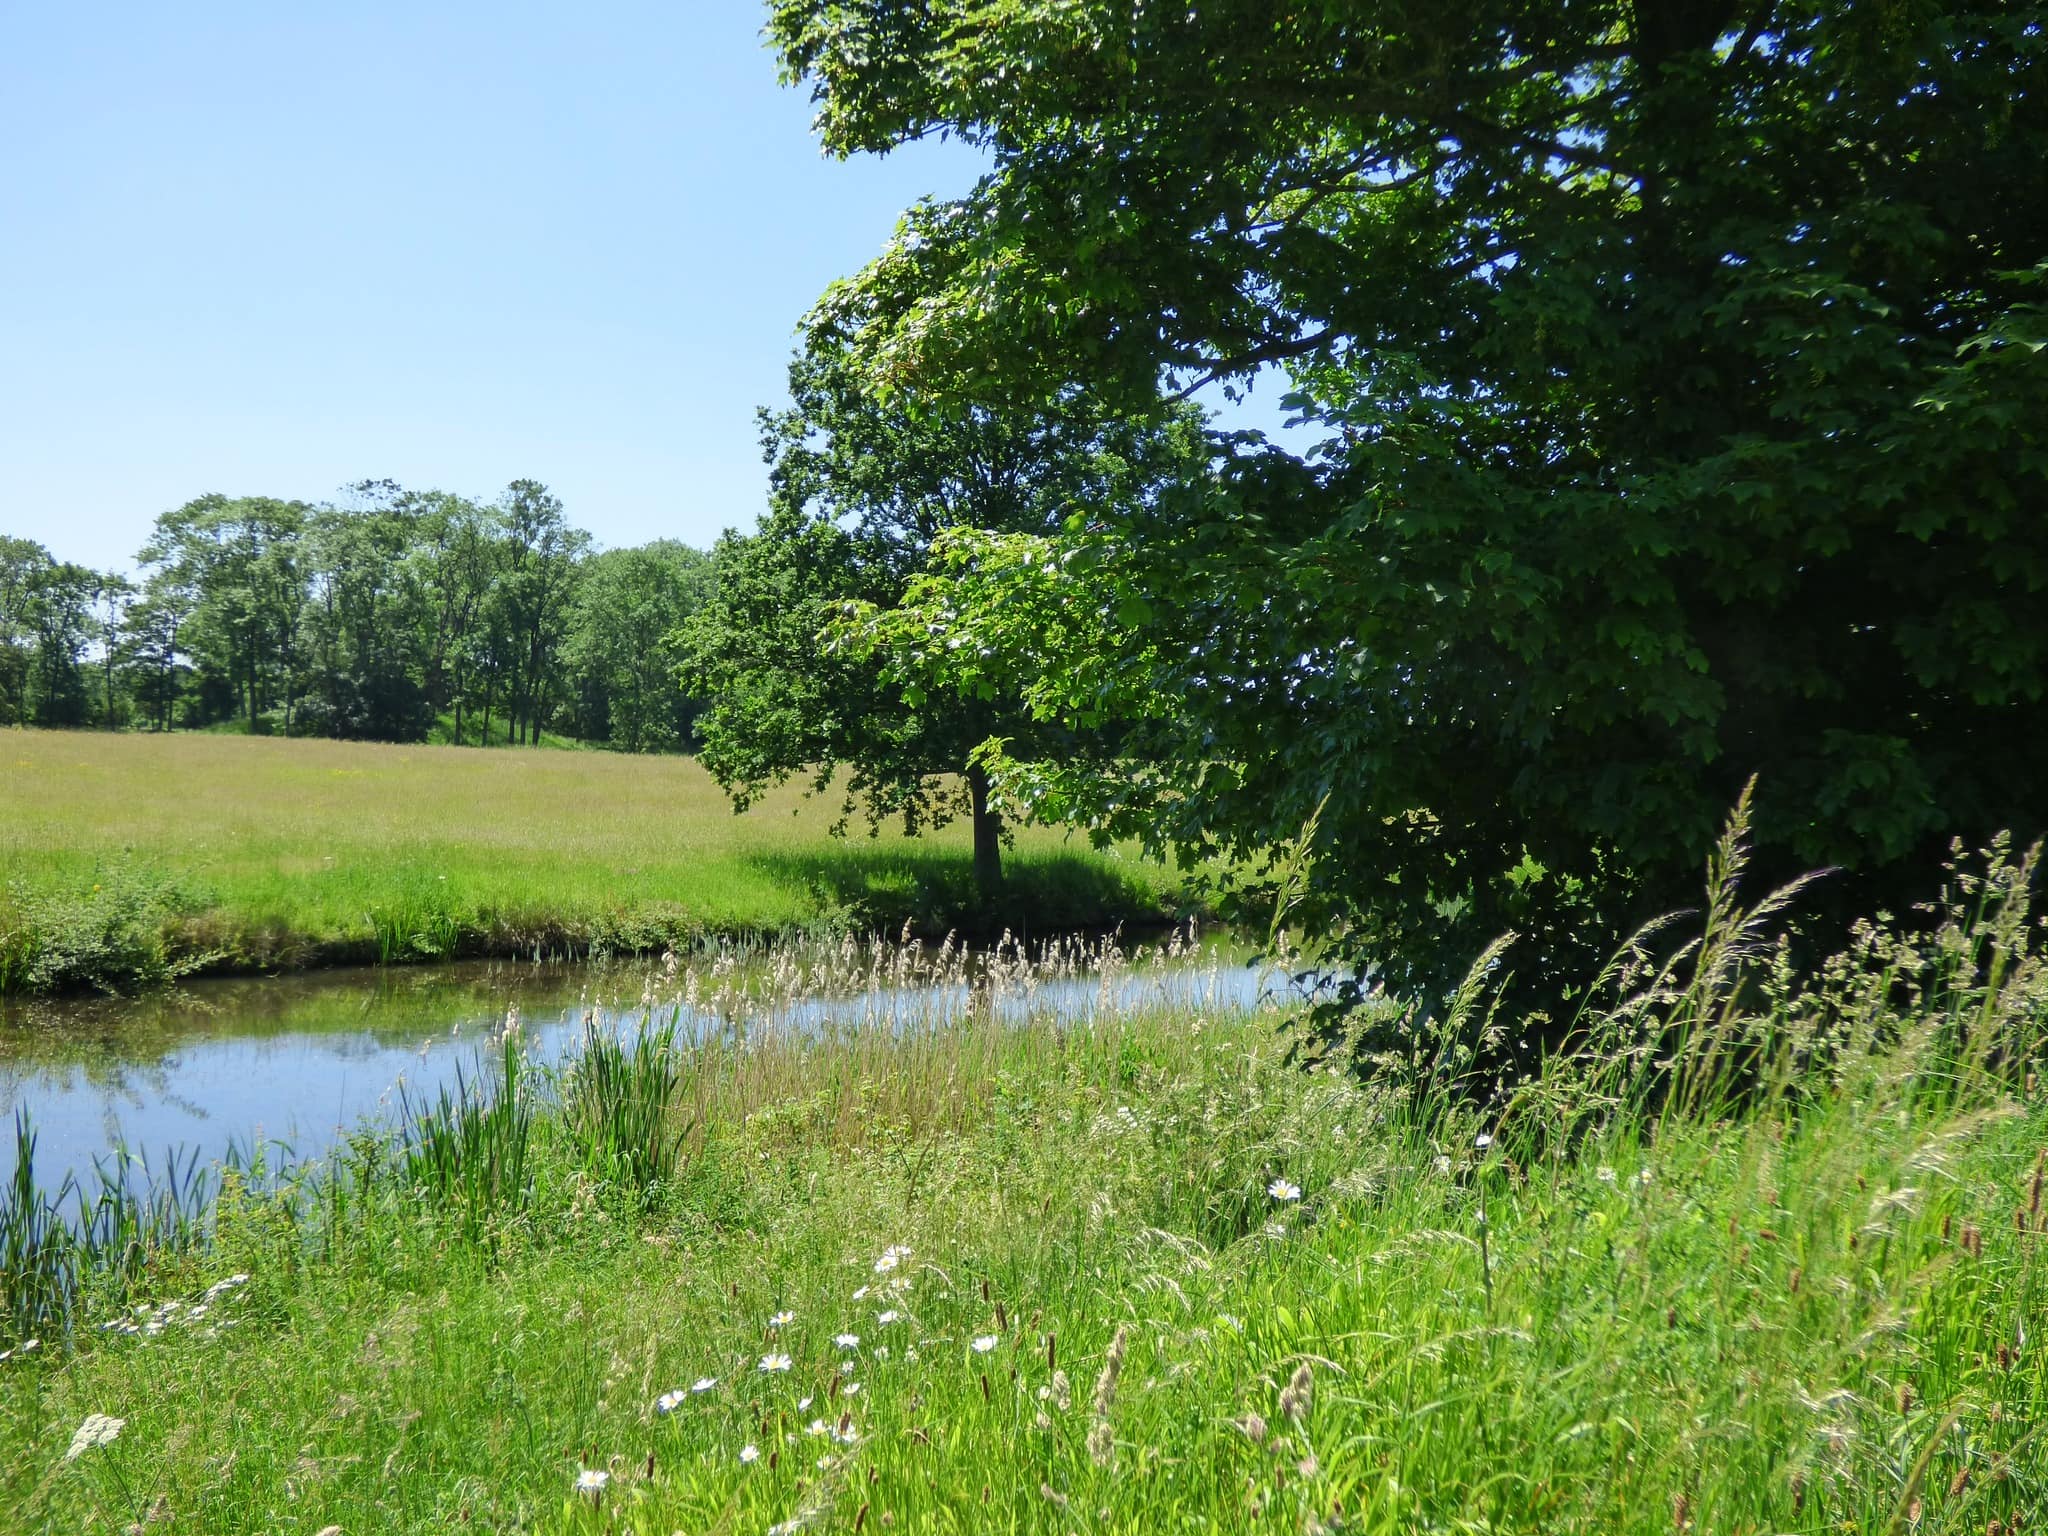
0, 480, 711, 751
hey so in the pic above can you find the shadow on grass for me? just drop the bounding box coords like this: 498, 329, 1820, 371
745, 844, 1184, 939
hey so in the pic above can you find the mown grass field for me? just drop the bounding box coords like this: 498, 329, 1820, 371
0, 730, 1180, 991
2, 887, 2044, 1535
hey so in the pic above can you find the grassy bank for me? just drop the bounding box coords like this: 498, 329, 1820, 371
2, 837, 2044, 1532
0, 730, 1181, 993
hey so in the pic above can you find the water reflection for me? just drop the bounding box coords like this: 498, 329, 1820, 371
1, 937, 1280, 1194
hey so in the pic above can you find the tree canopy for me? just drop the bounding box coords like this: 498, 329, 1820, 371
774, 1, 2048, 1008
679, 331, 1207, 894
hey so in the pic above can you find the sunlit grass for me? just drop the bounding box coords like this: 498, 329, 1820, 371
0, 730, 1179, 989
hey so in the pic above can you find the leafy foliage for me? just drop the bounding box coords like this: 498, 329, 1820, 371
780, 0, 2048, 1009
679, 332, 1207, 894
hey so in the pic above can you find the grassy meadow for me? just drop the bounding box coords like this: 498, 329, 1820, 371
2, 834, 2044, 1532
0, 730, 1180, 992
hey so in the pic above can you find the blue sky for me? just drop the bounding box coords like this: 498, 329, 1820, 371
0, 3, 1001, 568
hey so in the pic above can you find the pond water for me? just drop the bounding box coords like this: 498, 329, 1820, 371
0, 937, 1281, 1197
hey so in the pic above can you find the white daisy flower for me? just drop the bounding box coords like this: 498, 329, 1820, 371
656, 1389, 687, 1414
575, 1468, 609, 1495
1268, 1178, 1301, 1202
768, 1311, 795, 1329
842, 1381, 861, 1396
971, 1335, 999, 1354
798, 1396, 813, 1410
874, 1245, 912, 1274
877, 1309, 901, 1325
1474, 1133, 1494, 1150
759, 1353, 793, 1373
835, 1333, 860, 1349
692, 1376, 718, 1393
740, 1443, 760, 1464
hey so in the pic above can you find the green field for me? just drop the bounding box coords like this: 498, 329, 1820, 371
3, 891, 2043, 1534
0, 730, 1181, 992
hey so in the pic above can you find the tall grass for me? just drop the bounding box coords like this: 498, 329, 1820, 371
1, 834, 2044, 1531
394, 1032, 535, 1247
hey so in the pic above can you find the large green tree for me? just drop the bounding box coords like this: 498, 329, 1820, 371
681, 333, 1204, 896
772, 1, 2048, 1009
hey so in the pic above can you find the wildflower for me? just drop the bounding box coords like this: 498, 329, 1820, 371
1474, 1133, 1494, 1151
877, 1310, 901, 1325
852, 1285, 870, 1301
1269, 1178, 1301, 1202
806, 1418, 828, 1436
65, 1414, 125, 1460
769, 1311, 795, 1329
874, 1245, 912, 1274
692, 1376, 717, 1393
843, 1382, 861, 1396
656, 1389, 687, 1414
840, 1360, 856, 1375
874, 1345, 890, 1360
1433, 1155, 1453, 1175
972, 1335, 999, 1354
835, 1334, 860, 1350
1265, 1222, 1288, 1240
575, 1468, 609, 1496
832, 1419, 859, 1444
201, 1273, 250, 1301
905, 1347, 920, 1361
1636, 1167, 1654, 1187
759, 1353, 793, 1373
1597, 1166, 1618, 1185
740, 1443, 761, 1464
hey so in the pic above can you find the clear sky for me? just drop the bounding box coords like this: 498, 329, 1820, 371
0, 2, 997, 568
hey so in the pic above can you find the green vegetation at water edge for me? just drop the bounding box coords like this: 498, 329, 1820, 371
0, 730, 1182, 994
2, 832, 2044, 1532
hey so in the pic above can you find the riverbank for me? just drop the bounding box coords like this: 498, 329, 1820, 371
3, 877, 2043, 1533
0, 730, 1187, 994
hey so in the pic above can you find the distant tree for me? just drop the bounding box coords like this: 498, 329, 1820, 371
87, 571, 136, 730
565, 541, 712, 752
295, 489, 435, 740
0, 536, 44, 725
681, 333, 1206, 896
489, 481, 588, 746
0, 539, 101, 727
139, 495, 309, 733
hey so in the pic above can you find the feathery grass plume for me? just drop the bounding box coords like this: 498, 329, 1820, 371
1232, 1412, 1268, 1445
1279, 1363, 1314, 1423
1092, 1326, 1128, 1418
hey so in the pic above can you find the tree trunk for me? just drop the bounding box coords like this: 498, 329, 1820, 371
967, 761, 1003, 900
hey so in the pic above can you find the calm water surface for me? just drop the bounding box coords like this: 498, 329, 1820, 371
0, 943, 1276, 1195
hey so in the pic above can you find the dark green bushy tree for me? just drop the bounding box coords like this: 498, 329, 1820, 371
773, 1, 2048, 1010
